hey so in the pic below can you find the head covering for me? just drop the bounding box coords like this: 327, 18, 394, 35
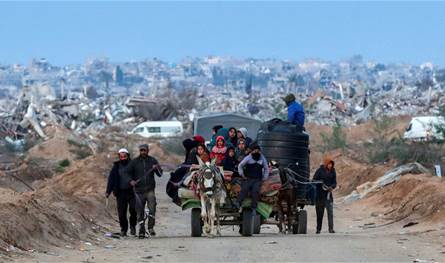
323, 156, 335, 170
282, 93, 296, 106
139, 144, 149, 150
238, 127, 248, 138
193, 135, 205, 144
212, 125, 223, 133
118, 148, 129, 154
182, 138, 197, 152
216, 127, 230, 141
216, 135, 225, 144
226, 146, 236, 155
250, 143, 261, 151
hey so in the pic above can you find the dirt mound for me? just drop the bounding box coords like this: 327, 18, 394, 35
0, 154, 114, 253
357, 174, 445, 224
308, 149, 392, 197
306, 115, 411, 148
3, 126, 95, 192
334, 157, 393, 196
306, 116, 412, 197
28, 125, 89, 162
0, 132, 181, 253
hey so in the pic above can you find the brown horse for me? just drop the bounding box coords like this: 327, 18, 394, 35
276, 168, 299, 233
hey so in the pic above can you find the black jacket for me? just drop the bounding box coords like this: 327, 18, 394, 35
313, 165, 337, 201
222, 154, 238, 172
183, 139, 198, 164
106, 160, 131, 196
186, 148, 199, 165
126, 155, 162, 193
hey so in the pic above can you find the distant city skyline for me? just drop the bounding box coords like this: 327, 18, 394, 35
0, 1, 444, 66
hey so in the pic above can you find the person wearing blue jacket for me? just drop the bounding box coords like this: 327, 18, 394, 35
283, 93, 305, 127
208, 125, 223, 149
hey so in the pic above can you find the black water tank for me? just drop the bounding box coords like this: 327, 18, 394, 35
257, 119, 310, 200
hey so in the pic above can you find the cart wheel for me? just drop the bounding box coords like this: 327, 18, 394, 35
297, 210, 307, 234
253, 214, 261, 234
241, 209, 254, 236
191, 208, 202, 237
292, 220, 299, 234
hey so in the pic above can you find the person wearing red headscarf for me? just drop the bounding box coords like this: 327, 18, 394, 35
210, 136, 227, 166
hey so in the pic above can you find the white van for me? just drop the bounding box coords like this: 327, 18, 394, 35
403, 116, 445, 141
130, 121, 183, 138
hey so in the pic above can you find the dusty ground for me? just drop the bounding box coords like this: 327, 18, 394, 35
2, 118, 445, 262
6, 174, 445, 263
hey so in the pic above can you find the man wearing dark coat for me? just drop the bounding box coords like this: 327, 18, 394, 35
106, 148, 137, 236
127, 144, 163, 238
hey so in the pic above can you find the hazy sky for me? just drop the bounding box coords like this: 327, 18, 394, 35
0, 1, 444, 66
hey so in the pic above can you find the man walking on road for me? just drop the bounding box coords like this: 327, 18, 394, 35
127, 144, 163, 238
313, 157, 337, 234
106, 148, 137, 237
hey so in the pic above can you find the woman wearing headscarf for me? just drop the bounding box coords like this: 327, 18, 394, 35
313, 157, 337, 234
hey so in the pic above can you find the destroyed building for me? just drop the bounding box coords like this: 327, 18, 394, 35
0, 56, 444, 151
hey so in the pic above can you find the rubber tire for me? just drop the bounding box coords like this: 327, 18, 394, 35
297, 210, 307, 234
253, 214, 261, 234
191, 208, 202, 237
241, 209, 254, 237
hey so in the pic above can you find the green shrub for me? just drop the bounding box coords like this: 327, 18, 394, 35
67, 138, 84, 148
365, 116, 445, 166
73, 149, 92, 160
67, 138, 93, 159
435, 105, 445, 143
55, 166, 65, 173
58, 159, 70, 167
320, 121, 347, 151
367, 135, 444, 166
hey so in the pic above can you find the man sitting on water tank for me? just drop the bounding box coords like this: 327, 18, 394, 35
282, 93, 305, 127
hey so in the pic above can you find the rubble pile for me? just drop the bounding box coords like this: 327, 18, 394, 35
1, 57, 445, 147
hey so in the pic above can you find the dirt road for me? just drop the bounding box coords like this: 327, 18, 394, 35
13, 174, 445, 262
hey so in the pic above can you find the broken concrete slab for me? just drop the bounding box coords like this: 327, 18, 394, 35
343, 162, 431, 202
